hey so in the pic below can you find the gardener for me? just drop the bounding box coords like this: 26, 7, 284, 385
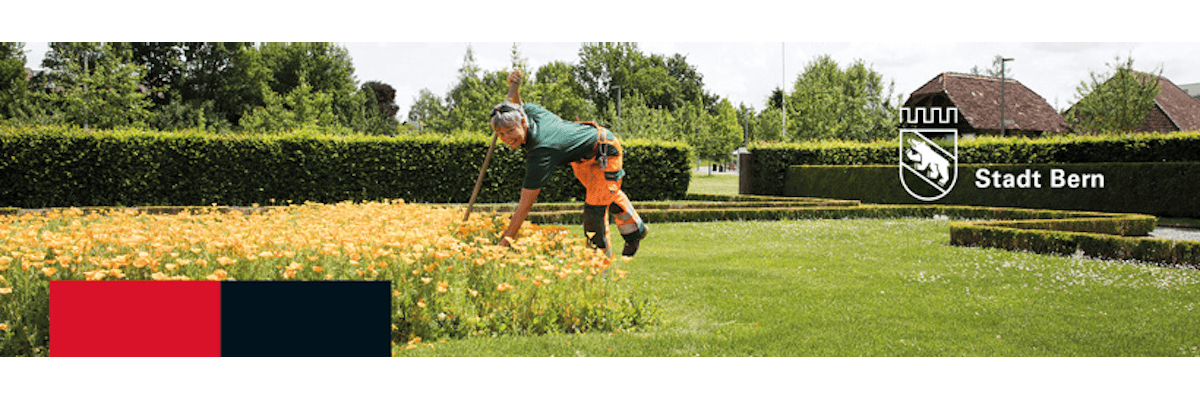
492, 69, 648, 258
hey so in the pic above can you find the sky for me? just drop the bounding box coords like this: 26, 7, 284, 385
21, 41, 1199, 122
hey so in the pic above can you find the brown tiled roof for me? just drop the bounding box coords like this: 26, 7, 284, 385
907, 72, 1070, 133
1149, 74, 1200, 131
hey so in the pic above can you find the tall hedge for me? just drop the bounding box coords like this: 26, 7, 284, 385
751, 131, 1200, 195
0, 125, 693, 207
785, 162, 1200, 218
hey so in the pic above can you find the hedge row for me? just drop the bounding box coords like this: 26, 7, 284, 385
527, 202, 1151, 231
951, 223, 1199, 267
527, 202, 1195, 266
0, 125, 694, 207
784, 162, 1200, 218
751, 131, 1200, 195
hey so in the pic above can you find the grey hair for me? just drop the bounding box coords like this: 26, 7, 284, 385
490, 102, 527, 131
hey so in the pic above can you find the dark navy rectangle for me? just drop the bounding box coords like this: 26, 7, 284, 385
220, 281, 391, 357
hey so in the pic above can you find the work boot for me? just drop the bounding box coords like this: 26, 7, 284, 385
621, 222, 649, 257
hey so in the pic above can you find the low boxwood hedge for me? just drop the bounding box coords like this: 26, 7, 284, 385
951, 223, 1199, 267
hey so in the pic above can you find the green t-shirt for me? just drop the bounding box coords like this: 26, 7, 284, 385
520, 103, 615, 189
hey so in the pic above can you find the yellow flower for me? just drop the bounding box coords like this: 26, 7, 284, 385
421, 277, 432, 285
41, 267, 58, 277
217, 256, 236, 266
436, 281, 449, 293
0, 287, 11, 295
311, 266, 324, 273
417, 298, 426, 308
84, 270, 107, 281
496, 282, 514, 292
0, 322, 7, 331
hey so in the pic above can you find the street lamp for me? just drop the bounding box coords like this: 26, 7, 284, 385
1000, 57, 1014, 136
614, 85, 621, 133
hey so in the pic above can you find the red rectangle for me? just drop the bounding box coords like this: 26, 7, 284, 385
50, 281, 222, 357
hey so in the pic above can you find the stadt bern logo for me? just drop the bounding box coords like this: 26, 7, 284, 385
899, 107, 958, 201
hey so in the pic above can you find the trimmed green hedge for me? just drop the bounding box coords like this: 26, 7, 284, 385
751, 131, 1200, 196
784, 162, 1200, 218
0, 125, 693, 207
528, 202, 1154, 235
951, 223, 1198, 267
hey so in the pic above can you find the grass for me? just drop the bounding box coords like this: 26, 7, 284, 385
396, 218, 1200, 356
686, 172, 740, 196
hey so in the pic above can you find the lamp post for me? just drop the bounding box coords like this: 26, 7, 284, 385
1000, 57, 1014, 136
614, 85, 621, 133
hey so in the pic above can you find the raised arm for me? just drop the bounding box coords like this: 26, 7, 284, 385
505, 69, 523, 104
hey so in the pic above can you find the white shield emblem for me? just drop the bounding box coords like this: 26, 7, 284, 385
899, 128, 958, 201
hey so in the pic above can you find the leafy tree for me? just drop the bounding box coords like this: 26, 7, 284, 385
575, 43, 716, 119
1065, 55, 1161, 134
440, 45, 507, 135
345, 83, 397, 135
177, 42, 271, 127
698, 99, 744, 163
752, 107, 784, 142
607, 93, 677, 141
407, 88, 446, 132
240, 77, 339, 133
0, 42, 30, 119
37, 42, 153, 129
766, 87, 785, 110
363, 80, 399, 121
259, 42, 362, 129
785, 55, 898, 142
528, 61, 594, 122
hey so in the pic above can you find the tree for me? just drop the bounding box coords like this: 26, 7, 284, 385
785, 55, 898, 142
752, 107, 784, 142
345, 83, 398, 135
407, 88, 446, 133
766, 87, 785, 110
0, 42, 29, 120
1065, 55, 1161, 134
699, 99, 744, 163
607, 93, 677, 141
528, 61, 594, 122
574, 43, 715, 121
240, 77, 340, 133
38, 42, 153, 129
970, 55, 1013, 78
259, 42, 361, 129
363, 81, 399, 121
178, 42, 271, 128
440, 45, 508, 134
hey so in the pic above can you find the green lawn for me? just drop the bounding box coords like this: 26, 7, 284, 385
397, 218, 1200, 356
686, 172, 740, 196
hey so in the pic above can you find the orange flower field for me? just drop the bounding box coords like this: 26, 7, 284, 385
0, 201, 655, 356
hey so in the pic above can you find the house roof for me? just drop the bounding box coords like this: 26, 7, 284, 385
907, 72, 1070, 133
1148, 74, 1200, 131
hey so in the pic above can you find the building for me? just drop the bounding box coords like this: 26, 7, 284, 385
904, 72, 1070, 137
